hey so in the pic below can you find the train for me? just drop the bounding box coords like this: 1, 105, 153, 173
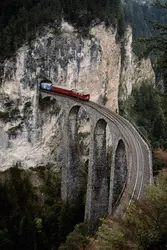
39, 79, 90, 101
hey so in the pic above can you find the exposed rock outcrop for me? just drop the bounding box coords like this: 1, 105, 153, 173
0, 22, 155, 170
120, 26, 155, 100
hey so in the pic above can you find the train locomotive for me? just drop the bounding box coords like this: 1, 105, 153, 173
39, 79, 90, 101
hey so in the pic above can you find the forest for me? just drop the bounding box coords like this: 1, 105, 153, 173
124, 0, 167, 39
1, 0, 167, 249
1, 0, 167, 62
93, 2, 167, 247
0, 0, 124, 62
0, 166, 86, 250
0, 1, 124, 249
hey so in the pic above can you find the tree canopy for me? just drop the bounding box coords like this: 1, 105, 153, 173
132, 0, 167, 91
124, 0, 167, 39
89, 171, 167, 250
0, 0, 125, 62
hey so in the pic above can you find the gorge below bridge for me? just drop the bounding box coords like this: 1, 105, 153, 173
40, 90, 153, 231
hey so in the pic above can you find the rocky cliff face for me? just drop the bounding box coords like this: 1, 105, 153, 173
0, 22, 155, 170
120, 26, 155, 100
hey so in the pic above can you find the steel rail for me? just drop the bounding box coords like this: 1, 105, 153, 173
40, 90, 153, 214
85, 102, 145, 212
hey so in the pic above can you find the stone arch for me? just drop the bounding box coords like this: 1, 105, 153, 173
67, 105, 90, 204
89, 118, 110, 230
68, 105, 80, 159
112, 139, 127, 207
77, 108, 91, 182
94, 119, 107, 162
67, 105, 81, 203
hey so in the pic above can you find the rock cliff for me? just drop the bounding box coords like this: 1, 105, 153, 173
0, 22, 155, 170
120, 26, 155, 100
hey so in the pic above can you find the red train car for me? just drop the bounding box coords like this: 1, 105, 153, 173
40, 80, 90, 101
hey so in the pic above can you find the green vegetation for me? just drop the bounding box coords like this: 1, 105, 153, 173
59, 222, 89, 250
119, 82, 167, 173
2, 1, 167, 249
124, 0, 167, 39
124, 0, 167, 64
89, 171, 167, 250
120, 1, 167, 173
104, 2, 167, 248
0, 166, 85, 249
0, 0, 125, 62
127, 0, 167, 91
119, 83, 167, 149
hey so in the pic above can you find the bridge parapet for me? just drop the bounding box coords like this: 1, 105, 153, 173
40, 91, 152, 231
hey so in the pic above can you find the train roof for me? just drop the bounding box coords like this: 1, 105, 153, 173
40, 79, 52, 84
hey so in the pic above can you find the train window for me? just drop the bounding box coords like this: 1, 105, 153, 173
40, 82, 52, 90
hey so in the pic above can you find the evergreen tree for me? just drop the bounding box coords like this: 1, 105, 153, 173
0, 0, 125, 61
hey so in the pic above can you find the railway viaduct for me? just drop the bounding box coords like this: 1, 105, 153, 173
40, 90, 153, 231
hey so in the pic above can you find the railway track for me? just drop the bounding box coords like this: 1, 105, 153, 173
78, 100, 153, 214
41, 90, 153, 215
86, 101, 153, 214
